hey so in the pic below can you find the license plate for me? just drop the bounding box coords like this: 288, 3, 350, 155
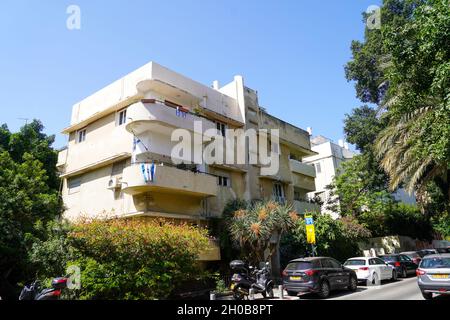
230, 283, 235, 290
431, 274, 449, 279
290, 276, 302, 281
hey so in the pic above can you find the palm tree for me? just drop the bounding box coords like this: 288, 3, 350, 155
375, 101, 450, 208
228, 200, 298, 266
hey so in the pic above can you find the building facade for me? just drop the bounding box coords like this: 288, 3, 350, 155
57, 61, 317, 262
303, 135, 355, 218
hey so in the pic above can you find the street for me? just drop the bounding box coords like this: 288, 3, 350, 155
237, 277, 450, 301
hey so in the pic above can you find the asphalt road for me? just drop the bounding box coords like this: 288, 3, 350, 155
296, 277, 449, 300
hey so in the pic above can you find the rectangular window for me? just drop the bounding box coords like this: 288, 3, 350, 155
68, 176, 82, 194
273, 182, 285, 203
218, 175, 230, 187
77, 129, 86, 143
117, 109, 127, 126
315, 162, 322, 174
112, 160, 126, 176
216, 121, 227, 137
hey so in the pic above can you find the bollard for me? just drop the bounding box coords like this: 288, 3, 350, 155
278, 285, 284, 299
249, 288, 255, 300
210, 292, 216, 300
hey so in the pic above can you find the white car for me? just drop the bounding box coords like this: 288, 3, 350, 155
344, 257, 397, 285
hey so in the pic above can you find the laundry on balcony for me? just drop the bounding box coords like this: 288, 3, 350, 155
175, 106, 188, 118
140, 163, 156, 183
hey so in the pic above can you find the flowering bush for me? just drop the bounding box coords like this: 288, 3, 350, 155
67, 218, 209, 300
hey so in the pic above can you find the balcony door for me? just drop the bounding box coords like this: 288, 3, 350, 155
272, 182, 285, 204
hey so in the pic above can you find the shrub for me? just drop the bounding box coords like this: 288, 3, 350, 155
281, 212, 371, 265
66, 218, 210, 300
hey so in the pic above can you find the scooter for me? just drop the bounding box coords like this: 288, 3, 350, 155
19, 277, 68, 300
229, 260, 274, 300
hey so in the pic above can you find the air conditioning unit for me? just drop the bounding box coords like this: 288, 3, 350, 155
107, 177, 122, 190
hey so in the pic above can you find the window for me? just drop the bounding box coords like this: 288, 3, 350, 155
117, 109, 127, 126
314, 162, 321, 174
270, 141, 279, 154
272, 182, 285, 203
321, 259, 333, 269
216, 121, 227, 137
375, 258, 387, 265
218, 175, 230, 187
112, 160, 126, 176
77, 129, 86, 143
369, 259, 377, 265
329, 258, 342, 269
68, 176, 82, 194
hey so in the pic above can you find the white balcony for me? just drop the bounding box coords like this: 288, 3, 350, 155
125, 101, 216, 137
289, 159, 316, 178
121, 164, 218, 197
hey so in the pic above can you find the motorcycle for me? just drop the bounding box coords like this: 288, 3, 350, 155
19, 277, 68, 300
229, 260, 274, 300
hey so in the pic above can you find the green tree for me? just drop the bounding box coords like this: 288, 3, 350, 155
0, 120, 62, 299
375, 0, 450, 205
227, 201, 297, 265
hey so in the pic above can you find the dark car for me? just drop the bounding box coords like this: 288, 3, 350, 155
379, 254, 418, 278
282, 257, 358, 299
436, 248, 450, 254
400, 251, 422, 265
418, 249, 438, 257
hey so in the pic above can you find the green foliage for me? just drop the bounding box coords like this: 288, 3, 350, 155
431, 211, 450, 239
28, 220, 75, 279
66, 218, 210, 300
227, 200, 298, 265
0, 120, 62, 299
281, 213, 371, 265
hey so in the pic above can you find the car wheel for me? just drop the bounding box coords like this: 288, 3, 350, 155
317, 280, 330, 299
392, 270, 397, 281
401, 267, 407, 278
348, 276, 357, 291
286, 291, 297, 297
421, 291, 433, 300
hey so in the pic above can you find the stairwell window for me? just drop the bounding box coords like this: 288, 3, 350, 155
218, 175, 230, 187
314, 162, 322, 174
117, 109, 127, 126
77, 129, 86, 143
216, 121, 227, 137
68, 176, 82, 194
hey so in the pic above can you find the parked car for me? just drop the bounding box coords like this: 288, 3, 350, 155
379, 254, 418, 278
436, 248, 450, 254
343, 257, 397, 285
416, 253, 450, 300
418, 249, 438, 257
400, 251, 422, 265
282, 257, 358, 299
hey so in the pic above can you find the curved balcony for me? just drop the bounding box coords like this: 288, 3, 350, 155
125, 101, 216, 137
121, 164, 218, 197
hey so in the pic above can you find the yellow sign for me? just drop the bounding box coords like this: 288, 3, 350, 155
306, 224, 316, 244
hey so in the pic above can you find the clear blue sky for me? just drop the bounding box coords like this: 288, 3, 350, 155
0, 0, 380, 148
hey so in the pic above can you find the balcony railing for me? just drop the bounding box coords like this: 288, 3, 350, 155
121, 163, 218, 197
125, 100, 216, 136
289, 159, 316, 178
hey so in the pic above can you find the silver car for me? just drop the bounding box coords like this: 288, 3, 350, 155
416, 253, 450, 299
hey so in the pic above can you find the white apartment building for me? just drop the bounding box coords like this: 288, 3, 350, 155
56, 61, 318, 264
303, 135, 355, 218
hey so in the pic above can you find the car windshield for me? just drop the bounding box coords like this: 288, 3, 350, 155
344, 259, 366, 266
380, 256, 397, 262
286, 261, 312, 270
421, 257, 450, 269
